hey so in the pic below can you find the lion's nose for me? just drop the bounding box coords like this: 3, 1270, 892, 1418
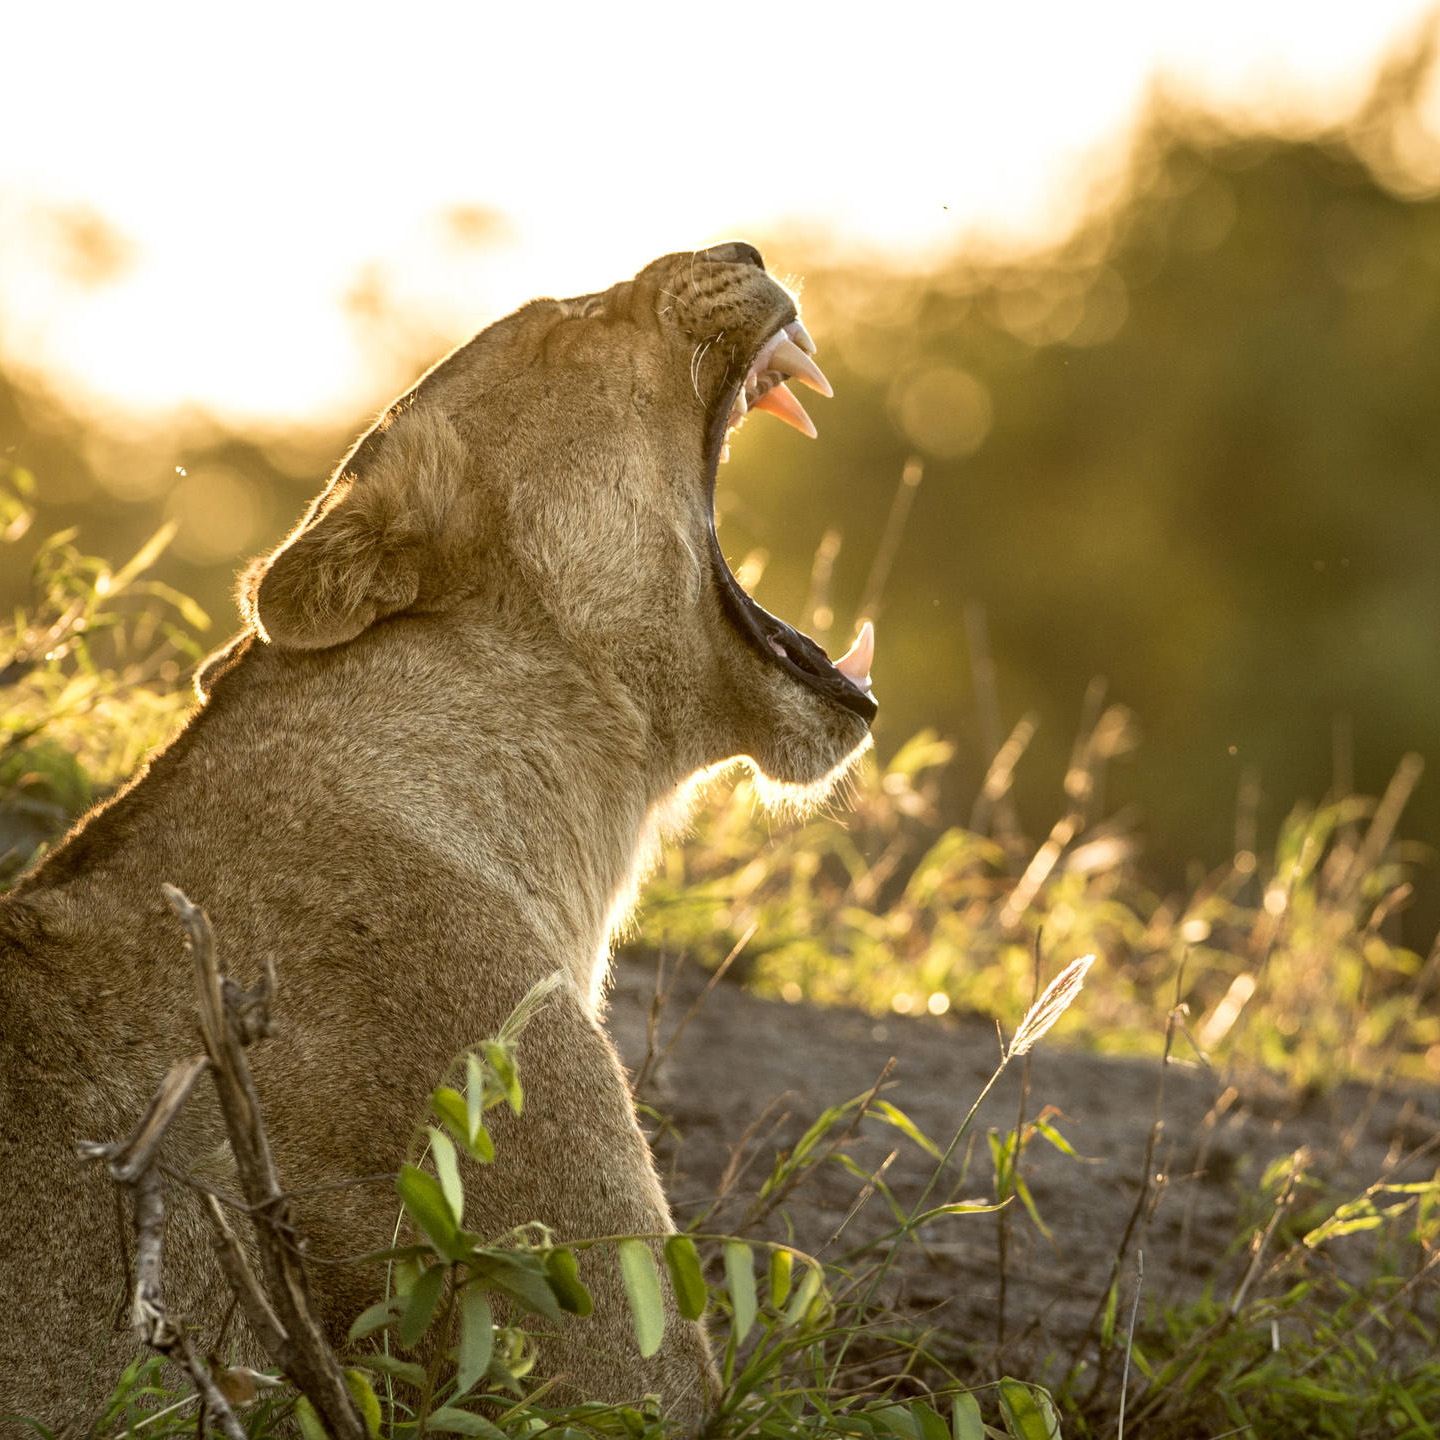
700, 241, 765, 270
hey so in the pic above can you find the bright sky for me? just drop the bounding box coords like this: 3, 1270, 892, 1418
3, 0, 1438, 424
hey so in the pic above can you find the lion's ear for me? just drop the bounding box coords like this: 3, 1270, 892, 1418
242, 407, 467, 650
242, 481, 422, 649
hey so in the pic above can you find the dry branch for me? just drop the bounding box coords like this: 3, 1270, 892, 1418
79, 883, 370, 1439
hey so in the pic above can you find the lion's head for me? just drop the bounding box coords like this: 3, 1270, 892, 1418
241, 243, 875, 798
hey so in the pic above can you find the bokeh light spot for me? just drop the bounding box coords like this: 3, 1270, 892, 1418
166, 465, 262, 564
891, 365, 993, 458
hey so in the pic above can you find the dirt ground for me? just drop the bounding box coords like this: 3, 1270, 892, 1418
604, 954, 1440, 1379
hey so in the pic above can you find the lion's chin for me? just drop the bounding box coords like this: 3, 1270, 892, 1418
745, 731, 875, 819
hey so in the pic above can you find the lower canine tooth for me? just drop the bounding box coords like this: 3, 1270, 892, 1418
751, 382, 818, 439
835, 620, 875, 688
720, 443, 730, 463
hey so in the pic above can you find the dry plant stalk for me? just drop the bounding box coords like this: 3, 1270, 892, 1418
80, 884, 368, 1440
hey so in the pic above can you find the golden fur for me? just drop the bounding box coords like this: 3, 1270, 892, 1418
0, 245, 872, 1428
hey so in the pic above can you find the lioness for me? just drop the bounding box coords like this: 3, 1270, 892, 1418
0, 244, 876, 1427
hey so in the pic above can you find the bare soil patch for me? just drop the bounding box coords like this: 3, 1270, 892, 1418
606, 955, 1440, 1376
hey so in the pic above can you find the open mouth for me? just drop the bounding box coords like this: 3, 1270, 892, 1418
705, 320, 879, 725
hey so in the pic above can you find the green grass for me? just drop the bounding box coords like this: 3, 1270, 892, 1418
4, 514, 1437, 1437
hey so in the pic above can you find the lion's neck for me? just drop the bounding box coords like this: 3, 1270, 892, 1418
248, 622, 677, 1010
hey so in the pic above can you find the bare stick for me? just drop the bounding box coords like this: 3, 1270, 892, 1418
161, 884, 369, 1440
77, 1056, 210, 1186
203, 1193, 290, 1358
823, 1148, 897, 1251
78, 1139, 247, 1440
79, 887, 368, 1436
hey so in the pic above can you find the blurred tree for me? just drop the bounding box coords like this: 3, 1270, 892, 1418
6, 34, 1440, 935
725, 34, 1440, 932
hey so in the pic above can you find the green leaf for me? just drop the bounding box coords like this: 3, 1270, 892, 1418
1013, 1175, 1052, 1241
424, 1410, 510, 1438
397, 1163, 465, 1260
140, 580, 209, 630
470, 1251, 563, 1322
484, 1040, 523, 1115
546, 1247, 595, 1317
469, 1123, 495, 1163
724, 1241, 757, 1343
1033, 1119, 1078, 1158
767, 1247, 792, 1309
432, 1088, 494, 1163
1304, 1213, 1384, 1245
294, 1398, 327, 1440
344, 1370, 383, 1439
110, 521, 178, 595
466, 1052, 486, 1135
989, 1130, 1013, 1194
872, 1100, 944, 1160
783, 1264, 825, 1329
428, 1127, 465, 1226
341, 1353, 427, 1385
996, 1379, 1060, 1440
664, 1234, 707, 1320
951, 1392, 985, 1440
907, 1200, 1007, 1229
869, 1404, 919, 1439
1099, 1275, 1119, 1348
398, 1264, 447, 1348
617, 1239, 666, 1358
348, 1293, 406, 1340
455, 1287, 493, 1397
432, 1085, 469, 1136
909, 1401, 950, 1440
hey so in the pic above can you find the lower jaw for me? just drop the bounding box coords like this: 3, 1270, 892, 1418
706, 526, 878, 725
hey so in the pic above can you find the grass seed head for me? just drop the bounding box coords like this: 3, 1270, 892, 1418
1009, 954, 1095, 1058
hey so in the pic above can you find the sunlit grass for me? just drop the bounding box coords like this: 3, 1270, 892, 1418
638, 723, 1436, 1091
4, 516, 1438, 1438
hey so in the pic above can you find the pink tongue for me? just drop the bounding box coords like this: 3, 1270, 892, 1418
835, 621, 874, 687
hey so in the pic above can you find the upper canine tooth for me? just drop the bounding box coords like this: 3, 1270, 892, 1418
786, 320, 818, 355
731, 387, 748, 418
751, 329, 786, 376
771, 339, 833, 398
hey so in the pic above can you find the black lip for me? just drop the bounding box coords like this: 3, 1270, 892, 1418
702, 334, 878, 726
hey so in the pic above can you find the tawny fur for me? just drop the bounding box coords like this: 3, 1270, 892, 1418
0, 246, 872, 1430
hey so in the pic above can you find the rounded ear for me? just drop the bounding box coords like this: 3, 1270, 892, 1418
241, 475, 423, 650
240, 405, 469, 650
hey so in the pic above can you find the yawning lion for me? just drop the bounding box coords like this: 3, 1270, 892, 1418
0, 243, 876, 1426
